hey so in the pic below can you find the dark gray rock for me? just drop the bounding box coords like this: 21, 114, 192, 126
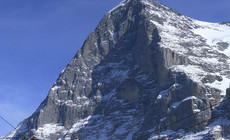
216, 42, 229, 51
9, 0, 230, 140
220, 22, 230, 26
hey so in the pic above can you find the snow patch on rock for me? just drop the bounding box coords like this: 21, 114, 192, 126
32, 123, 66, 138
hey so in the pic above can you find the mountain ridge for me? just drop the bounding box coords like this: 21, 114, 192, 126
6, 0, 230, 139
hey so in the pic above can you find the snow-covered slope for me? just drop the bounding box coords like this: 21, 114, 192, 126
6, 0, 230, 139
147, 0, 230, 100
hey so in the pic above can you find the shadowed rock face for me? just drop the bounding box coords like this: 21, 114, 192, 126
9, 0, 230, 140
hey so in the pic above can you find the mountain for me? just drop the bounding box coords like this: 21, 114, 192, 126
6, 0, 230, 139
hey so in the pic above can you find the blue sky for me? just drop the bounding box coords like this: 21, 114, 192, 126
0, 0, 229, 137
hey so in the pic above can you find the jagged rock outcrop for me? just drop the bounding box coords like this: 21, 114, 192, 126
7, 0, 230, 139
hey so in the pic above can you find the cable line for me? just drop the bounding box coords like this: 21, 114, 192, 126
0, 115, 29, 139
1, 93, 229, 139
164, 108, 230, 139
158, 97, 230, 132
151, 96, 230, 139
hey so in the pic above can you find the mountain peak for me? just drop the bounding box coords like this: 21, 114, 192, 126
109, 0, 158, 12
108, 0, 181, 21
8, 0, 230, 140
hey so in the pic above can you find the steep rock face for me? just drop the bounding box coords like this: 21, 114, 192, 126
8, 0, 230, 139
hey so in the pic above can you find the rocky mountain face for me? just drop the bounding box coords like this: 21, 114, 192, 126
7, 0, 230, 139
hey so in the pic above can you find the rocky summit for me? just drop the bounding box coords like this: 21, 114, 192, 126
6, 0, 230, 139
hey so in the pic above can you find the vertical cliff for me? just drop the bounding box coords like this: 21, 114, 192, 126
8, 0, 230, 139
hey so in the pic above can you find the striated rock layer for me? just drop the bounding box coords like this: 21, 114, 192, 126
8, 0, 230, 139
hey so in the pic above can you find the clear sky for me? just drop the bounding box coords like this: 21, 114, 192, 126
0, 0, 229, 137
